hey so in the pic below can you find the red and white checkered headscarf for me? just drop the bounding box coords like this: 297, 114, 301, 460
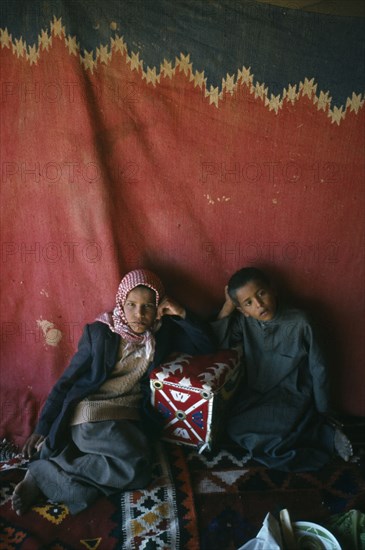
97, 269, 165, 346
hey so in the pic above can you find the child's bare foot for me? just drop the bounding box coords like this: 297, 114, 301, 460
334, 428, 353, 462
11, 471, 42, 515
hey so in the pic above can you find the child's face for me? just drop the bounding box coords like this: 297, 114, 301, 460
235, 280, 277, 321
123, 286, 157, 333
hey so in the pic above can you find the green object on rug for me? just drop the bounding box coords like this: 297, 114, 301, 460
185, 443, 365, 550
327, 509, 365, 550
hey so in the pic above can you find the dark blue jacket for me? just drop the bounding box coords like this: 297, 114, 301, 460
35, 313, 214, 449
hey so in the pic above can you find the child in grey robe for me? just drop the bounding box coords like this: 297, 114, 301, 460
211, 267, 352, 472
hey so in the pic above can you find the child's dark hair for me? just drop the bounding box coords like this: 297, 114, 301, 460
227, 267, 271, 304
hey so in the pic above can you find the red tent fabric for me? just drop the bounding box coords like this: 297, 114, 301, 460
1, 4, 364, 445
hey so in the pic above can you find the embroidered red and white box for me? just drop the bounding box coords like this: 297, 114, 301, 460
150, 348, 242, 452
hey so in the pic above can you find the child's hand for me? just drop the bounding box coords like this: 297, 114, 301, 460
217, 286, 236, 319
22, 433, 45, 459
157, 297, 186, 319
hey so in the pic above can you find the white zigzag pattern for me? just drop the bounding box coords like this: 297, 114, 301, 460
0, 16, 364, 124
186, 448, 251, 468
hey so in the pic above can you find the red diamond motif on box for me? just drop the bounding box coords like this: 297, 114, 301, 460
150, 349, 242, 451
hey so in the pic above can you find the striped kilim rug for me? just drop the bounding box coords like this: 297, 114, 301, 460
120, 442, 199, 550
0, 440, 198, 550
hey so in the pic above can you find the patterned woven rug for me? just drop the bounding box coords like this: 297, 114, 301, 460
0, 441, 198, 550
120, 443, 199, 550
2, 439, 364, 549
184, 444, 365, 550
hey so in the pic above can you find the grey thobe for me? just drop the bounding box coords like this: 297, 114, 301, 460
211, 304, 335, 471
29, 420, 151, 514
